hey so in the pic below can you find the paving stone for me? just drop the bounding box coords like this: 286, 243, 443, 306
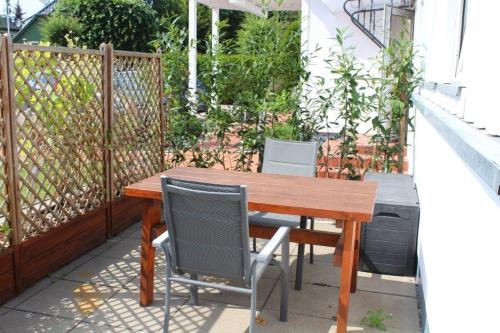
167, 301, 252, 333
64, 256, 139, 288
87, 238, 122, 257
259, 309, 416, 333
50, 254, 96, 279
99, 237, 142, 261
265, 282, 420, 332
287, 260, 416, 297
84, 289, 185, 331
0, 310, 77, 333
16, 280, 117, 320
0, 307, 9, 316
70, 322, 132, 333
3, 277, 56, 309
121, 222, 141, 238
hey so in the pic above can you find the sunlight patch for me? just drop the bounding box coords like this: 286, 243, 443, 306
73, 283, 106, 315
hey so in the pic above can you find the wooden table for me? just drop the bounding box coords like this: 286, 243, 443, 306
124, 167, 377, 333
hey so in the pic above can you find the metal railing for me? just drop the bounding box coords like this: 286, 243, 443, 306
343, 0, 412, 48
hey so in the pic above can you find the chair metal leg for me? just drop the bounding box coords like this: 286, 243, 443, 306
189, 273, 199, 305
280, 234, 289, 322
249, 268, 257, 333
295, 216, 307, 291
309, 217, 315, 264
253, 237, 257, 252
164, 264, 172, 333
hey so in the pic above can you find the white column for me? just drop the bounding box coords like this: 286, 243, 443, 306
188, 0, 197, 100
211, 7, 220, 108
212, 7, 220, 52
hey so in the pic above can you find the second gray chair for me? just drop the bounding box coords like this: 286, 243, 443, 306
250, 138, 318, 290
153, 176, 291, 333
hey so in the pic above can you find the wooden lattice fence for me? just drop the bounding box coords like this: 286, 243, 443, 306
0, 37, 12, 253
0, 36, 164, 301
111, 50, 164, 199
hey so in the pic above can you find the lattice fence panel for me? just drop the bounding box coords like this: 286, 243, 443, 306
12, 46, 105, 240
0, 42, 12, 251
112, 53, 162, 199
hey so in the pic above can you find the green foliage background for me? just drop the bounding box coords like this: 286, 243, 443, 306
44, 0, 158, 51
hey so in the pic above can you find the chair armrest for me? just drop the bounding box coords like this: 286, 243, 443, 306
152, 231, 170, 249
256, 226, 290, 265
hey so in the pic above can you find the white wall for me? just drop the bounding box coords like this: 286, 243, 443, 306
413, 1, 500, 331
413, 0, 500, 136
412, 109, 500, 333
301, 0, 380, 133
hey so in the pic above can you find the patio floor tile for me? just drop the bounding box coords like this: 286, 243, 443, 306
64, 256, 139, 288
99, 237, 142, 261
50, 254, 96, 279
69, 321, 133, 332
83, 289, 185, 331
167, 301, 253, 333
0, 310, 77, 333
87, 238, 122, 257
265, 282, 420, 332
3, 277, 57, 309
287, 260, 416, 298
121, 222, 141, 238
16, 280, 118, 321
258, 309, 417, 333
0, 307, 9, 316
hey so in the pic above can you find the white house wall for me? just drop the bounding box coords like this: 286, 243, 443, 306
412, 0, 500, 332
412, 109, 500, 333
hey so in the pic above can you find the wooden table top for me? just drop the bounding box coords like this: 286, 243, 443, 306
124, 167, 377, 222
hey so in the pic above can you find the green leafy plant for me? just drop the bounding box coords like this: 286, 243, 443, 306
317, 29, 372, 180
41, 15, 84, 47
0, 223, 11, 235
47, 0, 158, 51
370, 32, 422, 173
361, 308, 393, 331
152, 21, 202, 167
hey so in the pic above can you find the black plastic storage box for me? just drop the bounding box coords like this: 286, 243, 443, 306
361, 172, 420, 276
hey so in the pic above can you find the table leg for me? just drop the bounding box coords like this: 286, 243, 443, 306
140, 199, 161, 306
294, 215, 308, 291
350, 221, 361, 293
336, 220, 357, 333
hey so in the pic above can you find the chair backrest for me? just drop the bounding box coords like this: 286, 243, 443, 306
262, 138, 318, 177
161, 176, 252, 283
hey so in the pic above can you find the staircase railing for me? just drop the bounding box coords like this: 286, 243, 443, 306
343, 0, 412, 48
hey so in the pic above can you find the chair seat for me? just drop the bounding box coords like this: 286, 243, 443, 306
249, 212, 301, 228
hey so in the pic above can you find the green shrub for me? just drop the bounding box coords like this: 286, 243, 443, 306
48, 0, 157, 51
198, 53, 256, 104
41, 16, 83, 47
264, 121, 295, 140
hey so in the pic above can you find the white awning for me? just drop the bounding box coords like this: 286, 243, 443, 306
197, 0, 301, 12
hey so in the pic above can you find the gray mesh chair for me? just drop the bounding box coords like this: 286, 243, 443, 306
153, 176, 290, 333
250, 138, 318, 290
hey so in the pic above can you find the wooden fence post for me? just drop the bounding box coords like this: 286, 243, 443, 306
102, 43, 114, 237
157, 50, 165, 171
1, 34, 23, 292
